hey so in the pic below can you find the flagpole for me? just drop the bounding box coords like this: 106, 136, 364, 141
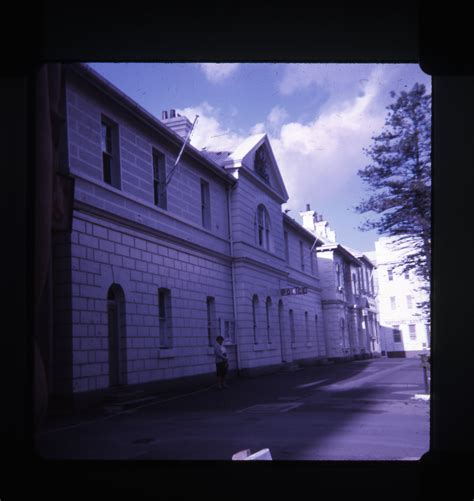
165, 115, 199, 186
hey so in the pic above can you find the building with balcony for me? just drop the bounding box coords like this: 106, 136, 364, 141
299, 207, 381, 360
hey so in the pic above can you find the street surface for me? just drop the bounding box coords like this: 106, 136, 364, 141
35, 357, 430, 460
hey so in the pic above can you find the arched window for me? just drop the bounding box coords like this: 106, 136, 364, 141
266, 297, 272, 344
257, 204, 271, 251
252, 295, 259, 344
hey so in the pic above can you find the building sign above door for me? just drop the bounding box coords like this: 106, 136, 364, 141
281, 287, 308, 296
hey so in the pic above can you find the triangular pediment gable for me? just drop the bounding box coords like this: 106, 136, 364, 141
224, 134, 289, 202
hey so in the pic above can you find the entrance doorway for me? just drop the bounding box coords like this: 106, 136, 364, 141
107, 284, 127, 386
278, 300, 291, 363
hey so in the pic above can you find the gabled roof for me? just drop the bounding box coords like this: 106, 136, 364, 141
209, 133, 289, 203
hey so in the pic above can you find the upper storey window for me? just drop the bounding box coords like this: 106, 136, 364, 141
101, 117, 121, 189
254, 145, 270, 184
153, 149, 167, 210
257, 204, 271, 250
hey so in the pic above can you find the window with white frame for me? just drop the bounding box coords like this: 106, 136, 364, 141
390, 296, 396, 310
153, 148, 167, 209
407, 295, 413, 309
388, 268, 393, 281
299, 241, 305, 271
409, 324, 417, 340
336, 263, 341, 287
201, 180, 211, 229
257, 204, 271, 250
101, 117, 121, 189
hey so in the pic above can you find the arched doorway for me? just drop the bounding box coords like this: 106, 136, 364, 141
278, 300, 291, 363
107, 284, 127, 386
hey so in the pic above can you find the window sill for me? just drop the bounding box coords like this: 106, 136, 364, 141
158, 348, 177, 359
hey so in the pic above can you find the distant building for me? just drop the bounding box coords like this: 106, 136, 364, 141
371, 236, 430, 357
300, 207, 381, 360
43, 63, 328, 408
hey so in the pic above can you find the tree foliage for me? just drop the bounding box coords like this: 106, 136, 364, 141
355, 83, 431, 319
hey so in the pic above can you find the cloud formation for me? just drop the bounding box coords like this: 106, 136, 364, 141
180, 64, 430, 225
199, 63, 240, 83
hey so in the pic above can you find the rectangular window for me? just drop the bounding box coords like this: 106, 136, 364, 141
310, 249, 314, 274
388, 269, 393, 281
336, 263, 341, 287
158, 288, 172, 348
153, 149, 167, 209
201, 180, 211, 229
392, 325, 402, 343
299, 241, 304, 271
357, 269, 362, 294
206, 297, 216, 346
284, 231, 289, 263
409, 324, 417, 340
390, 296, 396, 310
224, 320, 235, 344
425, 324, 431, 347
101, 118, 121, 189
404, 270, 410, 280
407, 295, 413, 309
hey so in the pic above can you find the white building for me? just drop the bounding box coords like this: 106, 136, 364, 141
300, 207, 381, 360
42, 63, 331, 408
371, 236, 430, 357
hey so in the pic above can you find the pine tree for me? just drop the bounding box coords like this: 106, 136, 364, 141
355, 83, 431, 319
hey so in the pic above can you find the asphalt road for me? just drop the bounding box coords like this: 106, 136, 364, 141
35, 357, 430, 461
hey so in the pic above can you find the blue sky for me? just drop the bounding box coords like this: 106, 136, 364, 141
88, 62, 431, 252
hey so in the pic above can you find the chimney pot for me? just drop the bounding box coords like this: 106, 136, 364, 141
306, 203, 311, 211
170, 109, 176, 118
162, 111, 168, 120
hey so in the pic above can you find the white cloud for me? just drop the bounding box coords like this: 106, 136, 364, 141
267, 106, 289, 128
178, 64, 430, 222
177, 103, 246, 152
199, 63, 240, 83
271, 65, 388, 212
278, 63, 375, 97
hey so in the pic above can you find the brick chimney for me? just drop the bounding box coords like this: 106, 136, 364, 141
161, 109, 193, 138
299, 203, 317, 231
300, 204, 337, 243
